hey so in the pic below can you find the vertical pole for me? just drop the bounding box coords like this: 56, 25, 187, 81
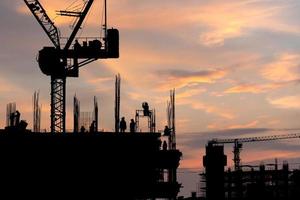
33, 92, 35, 132
94, 96, 98, 132
105, 0, 107, 33
104, 0, 108, 50
115, 74, 120, 132
172, 89, 176, 149
74, 95, 80, 133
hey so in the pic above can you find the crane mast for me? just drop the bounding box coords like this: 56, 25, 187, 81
24, 0, 119, 133
209, 133, 300, 171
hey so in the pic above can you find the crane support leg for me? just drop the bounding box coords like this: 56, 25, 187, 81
51, 77, 66, 133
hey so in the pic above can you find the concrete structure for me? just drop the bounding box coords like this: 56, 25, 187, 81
0, 129, 182, 199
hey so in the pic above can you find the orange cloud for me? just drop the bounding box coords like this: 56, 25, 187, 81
178, 98, 235, 120
227, 120, 259, 129
176, 88, 206, 99
195, 1, 299, 47
18, 0, 299, 46
268, 95, 300, 109
261, 54, 300, 82
158, 69, 227, 91
224, 81, 293, 94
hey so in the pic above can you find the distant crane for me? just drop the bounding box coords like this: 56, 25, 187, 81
209, 133, 300, 171
24, 0, 119, 133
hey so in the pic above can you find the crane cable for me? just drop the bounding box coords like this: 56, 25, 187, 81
77, 0, 93, 37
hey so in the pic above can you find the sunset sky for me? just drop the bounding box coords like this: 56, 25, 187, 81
2, 0, 300, 196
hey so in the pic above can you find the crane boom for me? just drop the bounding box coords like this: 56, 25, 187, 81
24, 0, 60, 48
210, 133, 300, 144
209, 133, 300, 171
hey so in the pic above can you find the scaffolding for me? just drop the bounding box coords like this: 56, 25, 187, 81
167, 89, 176, 150
135, 102, 156, 133
73, 95, 98, 133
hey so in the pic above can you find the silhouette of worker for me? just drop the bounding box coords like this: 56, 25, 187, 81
89, 121, 96, 133
74, 39, 81, 50
142, 102, 149, 116
10, 112, 15, 127
163, 141, 168, 151
130, 119, 136, 133
15, 110, 20, 126
80, 126, 86, 133
120, 117, 127, 133
163, 125, 171, 136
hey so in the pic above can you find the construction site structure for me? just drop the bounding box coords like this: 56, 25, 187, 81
33, 91, 41, 132
0, 130, 182, 199
1, 89, 182, 199
167, 89, 176, 150
209, 133, 300, 171
73, 95, 98, 133
5, 103, 28, 132
135, 102, 156, 133
24, 0, 119, 133
202, 133, 300, 200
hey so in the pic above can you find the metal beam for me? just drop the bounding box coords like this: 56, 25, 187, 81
64, 0, 94, 50
24, 0, 60, 48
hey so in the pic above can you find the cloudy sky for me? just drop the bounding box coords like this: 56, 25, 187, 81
2, 0, 300, 196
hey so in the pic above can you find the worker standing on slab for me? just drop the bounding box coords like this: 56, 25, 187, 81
120, 117, 127, 133
130, 119, 136, 133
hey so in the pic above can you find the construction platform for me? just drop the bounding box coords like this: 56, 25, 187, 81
0, 128, 182, 199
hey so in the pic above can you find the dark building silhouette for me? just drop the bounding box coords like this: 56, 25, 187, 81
0, 129, 182, 199
203, 143, 227, 200
202, 143, 300, 200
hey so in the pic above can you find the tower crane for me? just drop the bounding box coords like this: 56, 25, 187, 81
208, 133, 300, 171
24, 0, 119, 133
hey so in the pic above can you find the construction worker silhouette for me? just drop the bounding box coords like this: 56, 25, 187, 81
120, 117, 127, 133
163, 125, 171, 136
9, 112, 15, 127
142, 102, 149, 116
74, 39, 81, 50
80, 126, 85, 133
15, 110, 20, 125
130, 119, 136, 133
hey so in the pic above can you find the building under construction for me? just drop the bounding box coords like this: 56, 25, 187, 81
1, 85, 181, 199
201, 136, 300, 200
0, 130, 182, 199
